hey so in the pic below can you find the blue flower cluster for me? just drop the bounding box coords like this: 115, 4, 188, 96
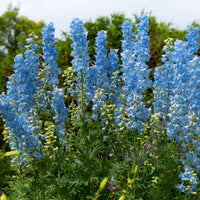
92, 31, 120, 99
94, 31, 109, 91
154, 26, 200, 193
177, 165, 199, 194
0, 22, 68, 160
0, 35, 42, 159
40, 23, 68, 141
69, 16, 152, 128
107, 49, 120, 103
50, 87, 68, 142
69, 18, 92, 124
91, 31, 114, 121
88, 31, 108, 120
70, 18, 90, 99
70, 22, 120, 122
41, 22, 62, 86
115, 15, 152, 131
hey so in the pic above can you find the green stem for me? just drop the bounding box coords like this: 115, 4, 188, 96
184, 190, 187, 200
131, 183, 134, 199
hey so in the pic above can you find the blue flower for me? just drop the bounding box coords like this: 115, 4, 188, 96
177, 184, 185, 193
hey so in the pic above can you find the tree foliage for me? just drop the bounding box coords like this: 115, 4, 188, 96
0, 5, 44, 93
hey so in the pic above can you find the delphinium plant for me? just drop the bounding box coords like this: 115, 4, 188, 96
0, 34, 43, 163
61, 18, 113, 199
0, 22, 69, 199
154, 25, 200, 196
37, 22, 68, 149
90, 30, 108, 122
90, 30, 120, 125
63, 16, 150, 200
104, 14, 155, 199
115, 14, 152, 132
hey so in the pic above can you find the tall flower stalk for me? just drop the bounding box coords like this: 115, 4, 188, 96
154, 26, 200, 194
70, 18, 90, 126
116, 15, 152, 132
0, 22, 68, 161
